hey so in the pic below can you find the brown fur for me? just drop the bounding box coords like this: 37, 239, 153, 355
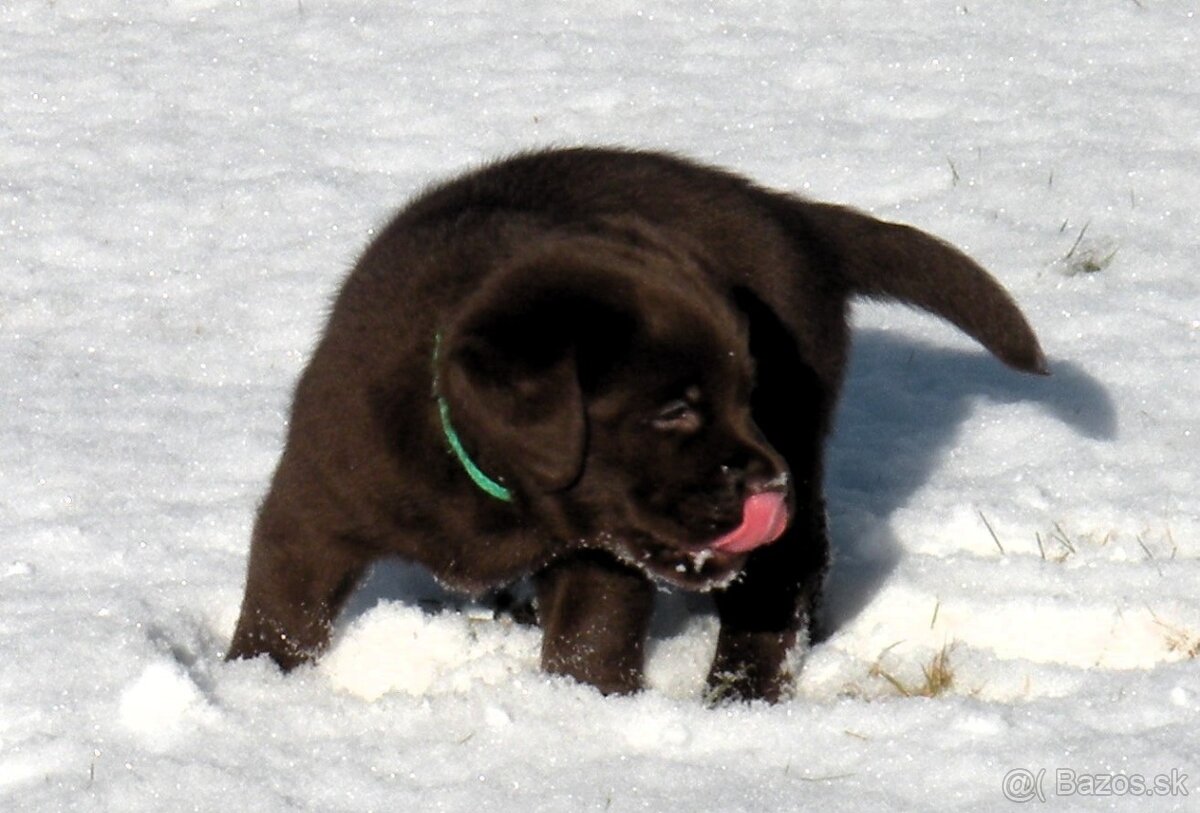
227, 147, 1046, 702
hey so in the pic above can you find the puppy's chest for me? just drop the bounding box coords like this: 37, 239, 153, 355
397, 498, 554, 592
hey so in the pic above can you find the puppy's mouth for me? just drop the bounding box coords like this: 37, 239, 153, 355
603, 490, 791, 590
705, 491, 789, 554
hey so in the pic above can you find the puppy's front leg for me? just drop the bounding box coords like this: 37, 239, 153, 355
535, 551, 655, 695
227, 498, 369, 671
708, 498, 828, 703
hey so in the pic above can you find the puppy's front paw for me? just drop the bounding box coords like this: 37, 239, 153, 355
705, 626, 800, 704
704, 661, 792, 705
543, 652, 644, 696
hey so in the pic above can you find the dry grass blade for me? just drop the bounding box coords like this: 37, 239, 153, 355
1052, 522, 1076, 554
1063, 221, 1090, 261
1137, 534, 1165, 577
978, 510, 1004, 554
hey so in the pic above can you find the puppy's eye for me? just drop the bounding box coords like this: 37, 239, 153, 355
651, 399, 703, 433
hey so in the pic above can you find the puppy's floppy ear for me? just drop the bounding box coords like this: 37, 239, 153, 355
440, 260, 633, 494
442, 324, 584, 494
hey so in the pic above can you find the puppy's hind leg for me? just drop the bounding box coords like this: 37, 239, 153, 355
534, 551, 655, 695
226, 500, 370, 671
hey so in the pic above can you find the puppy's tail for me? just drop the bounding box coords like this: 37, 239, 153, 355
798, 201, 1048, 375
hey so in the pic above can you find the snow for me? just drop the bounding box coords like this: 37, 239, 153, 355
2, 1, 1197, 810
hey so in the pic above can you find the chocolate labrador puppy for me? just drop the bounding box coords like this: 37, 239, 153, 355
227, 147, 1046, 702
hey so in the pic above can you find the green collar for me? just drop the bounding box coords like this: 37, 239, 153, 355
433, 335, 514, 503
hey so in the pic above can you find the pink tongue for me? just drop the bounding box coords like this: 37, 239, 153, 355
709, 492, 789, 554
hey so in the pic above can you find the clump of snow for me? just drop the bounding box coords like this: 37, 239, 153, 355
2, 1, 1198, 810
118, 662, 217, 752
323, 603, 539, 700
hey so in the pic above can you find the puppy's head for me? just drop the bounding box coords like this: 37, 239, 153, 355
440, 230, 791, 589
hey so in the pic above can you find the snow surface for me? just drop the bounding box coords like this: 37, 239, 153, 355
2, 1, 1197, 810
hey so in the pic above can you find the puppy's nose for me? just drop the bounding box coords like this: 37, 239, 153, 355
721, 447, 788, 493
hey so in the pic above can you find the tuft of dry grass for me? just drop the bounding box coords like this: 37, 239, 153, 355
869, 642, 957, 698
1149, 611, 1200, 659
1058, 221, 1119, 276
1036, 522, 1123, 563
